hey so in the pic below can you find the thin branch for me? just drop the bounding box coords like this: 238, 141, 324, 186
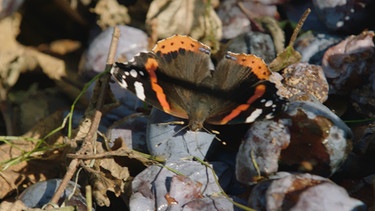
46, 26, 120, 208
288, 8, 311, 47
67, 148, 164, 164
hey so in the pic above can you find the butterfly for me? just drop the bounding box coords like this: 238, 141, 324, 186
111, 35, 286, 131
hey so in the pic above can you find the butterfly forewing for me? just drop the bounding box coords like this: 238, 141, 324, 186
112, 52, 187, 118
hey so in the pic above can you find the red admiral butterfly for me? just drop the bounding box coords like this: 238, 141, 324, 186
111, 35, 286, 131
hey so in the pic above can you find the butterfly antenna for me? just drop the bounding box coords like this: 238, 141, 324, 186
202, 127, 227, 145
173, 124, 190, 136
157, 121, 185, 126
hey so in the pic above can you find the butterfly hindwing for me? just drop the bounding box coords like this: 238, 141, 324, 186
205, 52, 286, 125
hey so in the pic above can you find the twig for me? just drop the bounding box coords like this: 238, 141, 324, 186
67, 148, 163, 164
288, 8, 311, 48
46, 26, 120, 208
86, 185, 93, 211
106, 26, 120, 65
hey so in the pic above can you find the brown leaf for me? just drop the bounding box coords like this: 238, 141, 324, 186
39, 39, 82, 55
269, 45, 302, 72
146, 0, 222, 46
99, 157, 130, 181
89, 141, 131, 206
0, 13, 68, 94
91, 0, 130, 29
0, 200, 28, 211
26, 49, 66, 80
0, 111, 66, 199
0, 14, 25, 98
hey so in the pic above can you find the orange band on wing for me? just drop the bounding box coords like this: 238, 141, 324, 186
145, 58, 171, 112
227, 52, 271, 80
220, 84, 266, 124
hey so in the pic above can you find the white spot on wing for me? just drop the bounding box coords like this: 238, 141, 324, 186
245, 109, 263, 123
134, 81, 145, 101
139, 71, 145, 76
336, 21, 344, 27
208, 60, 215, 71
128, 57, 135, 63
120, 80, 128, 89
130, 69, 138, 78
265, 113, 274, 119
110, 66, 116, 74
125, 71, 130, 76
265, 100, 273, 107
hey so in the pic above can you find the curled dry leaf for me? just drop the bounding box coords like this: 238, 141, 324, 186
256, 16, 285, 54
25, 49, 66, 81
0, 111, 66, 199
146, 0, 222, 48
91, 0, 130, 29
39, 39, 82, 55
0, 13, 66, 95
0, 200, 28, 211
90, 139, 132, 207
0, 14, 24, 100
269, 45, 302, 72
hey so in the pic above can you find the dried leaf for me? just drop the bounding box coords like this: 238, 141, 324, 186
91, 0, 130, 29
90, 140, 132, 206
0, 13, 67, 94
256, 16, 285, 54
99, 157, 130, 180
27, 49, 66, 80
40, 39, 82, 55
0, 14, 24, 99
0, 200, 28, 211
269, 8, 310, 71
0, 111, 66, 199
146, 0, 222, 47
269, 46, 302, 72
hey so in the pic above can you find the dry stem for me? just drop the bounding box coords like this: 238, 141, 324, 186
46, 26, 120, 208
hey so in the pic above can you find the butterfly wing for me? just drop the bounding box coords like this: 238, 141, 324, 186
111, 35, 286, 130
205, 52, 286, 125
111, 35, 213, 120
